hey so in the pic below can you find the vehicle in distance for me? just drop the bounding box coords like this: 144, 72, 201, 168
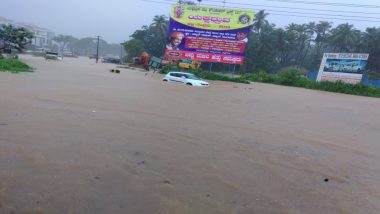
163, 72, 209, 87
45, 51, 62, 60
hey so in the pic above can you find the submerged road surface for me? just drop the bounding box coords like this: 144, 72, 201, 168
1, 55, 380, 213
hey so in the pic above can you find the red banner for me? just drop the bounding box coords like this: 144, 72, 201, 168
165, 50, 244, 64
185, 37, 246, 53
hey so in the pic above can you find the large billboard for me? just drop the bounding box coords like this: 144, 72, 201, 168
165, 4, 255, 64
317, 53, 369, 84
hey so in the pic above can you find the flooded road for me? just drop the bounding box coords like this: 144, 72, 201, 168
1, 55, 380, 213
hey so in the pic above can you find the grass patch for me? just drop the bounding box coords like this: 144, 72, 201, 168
0, 58, 33, 73
160, 66, 249, 84
159, 66, 380, 97
243, 69, 380, 98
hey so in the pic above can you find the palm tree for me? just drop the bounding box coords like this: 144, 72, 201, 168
307, 21, 332, 68
314, 21, 332, 54
150, 15, 168, 38
149, 15, 169, 56
315, 21, 332, 45
298, 22, 316, 67
253, 10, 269, 34
328, 23, 360, 52
361, 27, 380, 72
275, 28, 289, 65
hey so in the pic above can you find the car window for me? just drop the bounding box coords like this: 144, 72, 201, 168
187, 74, 200, 80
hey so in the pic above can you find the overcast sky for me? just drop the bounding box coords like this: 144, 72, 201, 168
1, 0, 379, 43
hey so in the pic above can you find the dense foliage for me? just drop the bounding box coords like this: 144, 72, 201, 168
52, 35, 122, 56
0, 24, 33, 52
160, 66, 380, 97
125, 10, 380, 77
244, 70, 380, 97
125, 15, 169, 58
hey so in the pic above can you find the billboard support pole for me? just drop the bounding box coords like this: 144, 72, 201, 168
232, 64, 236, 76
209, 63, 213, 72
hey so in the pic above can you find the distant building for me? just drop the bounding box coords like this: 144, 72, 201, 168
0, 16, 55, 49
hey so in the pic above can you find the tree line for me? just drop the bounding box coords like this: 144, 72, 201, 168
52, 35, 121, 57
245, 10, 380, 77
0, 24, 121, 57
124, 9, 380, 78
0, 24, 33, 53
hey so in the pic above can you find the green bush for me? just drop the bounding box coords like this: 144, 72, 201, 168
192, 70, 249, 83
159, 65, 178, 74
159, 66, 380, 97
292, 77, 314, 88
313, 81, 380, 97
277, 69, 302, 85
244, 68, 380, 98
243, 71, 277, 83
364, 70, 380, 80
0, 59, 32, 73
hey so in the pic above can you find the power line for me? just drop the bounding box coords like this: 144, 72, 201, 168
260, 10, 380, 20
204, 0, 380, 15
255, 0, 380, 8
270, 12, 380, 23
203, 0, 380, 20
139, 0, 380, 23
160, 0, 380, 16
160, 0, 380, 10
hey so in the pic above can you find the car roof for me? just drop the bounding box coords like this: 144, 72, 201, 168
168, 71, 192, 75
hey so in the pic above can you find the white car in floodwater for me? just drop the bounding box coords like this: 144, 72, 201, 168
163, 72, 209, 87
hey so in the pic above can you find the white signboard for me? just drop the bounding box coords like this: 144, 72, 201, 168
317, 53, 369, 84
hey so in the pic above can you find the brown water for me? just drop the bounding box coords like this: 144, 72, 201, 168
1, 55, 380, 214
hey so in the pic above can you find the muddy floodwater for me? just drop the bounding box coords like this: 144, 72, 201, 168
1, 55, 380, 213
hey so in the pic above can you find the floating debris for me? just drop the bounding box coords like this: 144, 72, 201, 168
162, 180, 171, 184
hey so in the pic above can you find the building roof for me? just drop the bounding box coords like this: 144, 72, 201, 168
0, 16, 53, 32
0, 16, 19, 26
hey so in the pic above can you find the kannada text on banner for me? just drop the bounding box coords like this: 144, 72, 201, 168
165, 4, 255, 64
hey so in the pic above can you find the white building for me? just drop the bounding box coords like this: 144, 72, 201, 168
0, 16, 55, 49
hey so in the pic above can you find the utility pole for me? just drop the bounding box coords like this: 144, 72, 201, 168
197, 0, 202, 6
223, 0, 226, 7
120, 42, 124, 64
96, 36, 100, 63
